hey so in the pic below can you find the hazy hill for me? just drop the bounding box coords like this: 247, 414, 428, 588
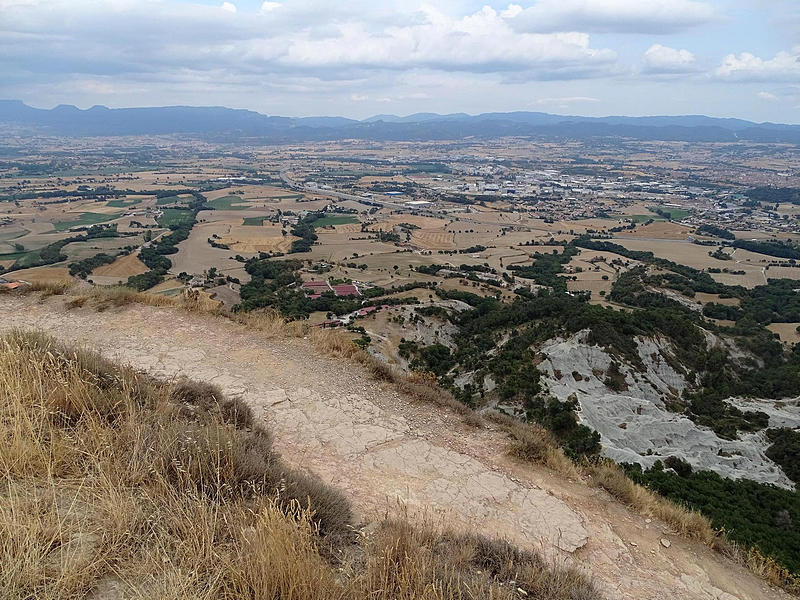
2, 99, 799, 143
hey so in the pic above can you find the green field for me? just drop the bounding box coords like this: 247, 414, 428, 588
156, 208, 194, 228
156, 195, 185, 206
207, 195, 252, 210
629, 214, 665, 223
242, 216, 268, 226
107, 198, 141, 208
647, 206, 691, 221
53, 212, 122, 232
311, 215, 359, 228
0, 250, 31, 262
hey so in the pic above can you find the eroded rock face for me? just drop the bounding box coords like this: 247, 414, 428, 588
539, 330, 796, 489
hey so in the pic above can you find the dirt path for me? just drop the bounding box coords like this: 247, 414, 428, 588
0, 294, 787, 600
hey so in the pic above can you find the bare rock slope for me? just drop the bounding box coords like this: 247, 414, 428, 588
0, 294, 787, 600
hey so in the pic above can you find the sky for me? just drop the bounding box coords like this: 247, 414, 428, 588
1, 0, 799, 122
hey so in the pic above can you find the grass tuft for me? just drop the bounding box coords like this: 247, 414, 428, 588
486, 411, 579, 478
585, 459, 716, 543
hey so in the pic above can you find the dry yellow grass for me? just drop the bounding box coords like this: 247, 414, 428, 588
91, 252, 149, 277
583, 460, 798, 592
485, 411, 580, 479
584, 460, 716, 543
218, 224, 298, 253
4, 266, 73, 284
0, 329, 600, 600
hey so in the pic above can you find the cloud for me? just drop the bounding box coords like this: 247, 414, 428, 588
534, 96, 599, 105
757, 91, 777, 101
715, 47, 800, 82
643, 44, 698, 74
507, 0, 716, 34
272, 7, 617, 78
259, 2, 280, 12
0, 2, 618, 82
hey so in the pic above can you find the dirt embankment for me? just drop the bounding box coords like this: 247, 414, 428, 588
0, 294, 788, 600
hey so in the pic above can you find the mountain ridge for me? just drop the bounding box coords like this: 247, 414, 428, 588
2, 99, 798, 142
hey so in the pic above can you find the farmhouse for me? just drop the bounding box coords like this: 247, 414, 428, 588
301, 280, 361, 299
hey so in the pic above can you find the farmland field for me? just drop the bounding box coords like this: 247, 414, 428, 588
156, 195, 185, 206
242, 216, 269, 226
53, 211, 123, 231
92, 252, 149, 278
207, 195, 252, 210
106, 198, 141, 208
157, 208, 194, 228
311, 215, 360, 227
648, 206, 690, 220
766, 322, 800, 345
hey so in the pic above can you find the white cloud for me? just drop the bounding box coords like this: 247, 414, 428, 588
757, 91, 778, 101
259, 1, 280, 13
270, 6, 616, 78
507, 0, 716, 34
715, 48, 800, 82
535, 96, 599, 105
0, 2, 617, 81
643, 44, 697, 74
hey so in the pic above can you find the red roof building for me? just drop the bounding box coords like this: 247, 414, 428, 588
331, 283, 360, 297
302, 280, 361, 298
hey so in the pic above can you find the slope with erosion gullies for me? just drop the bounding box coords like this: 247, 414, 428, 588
537, 328, 799, 489
0, 290, 791, 600
401, 301, 798, 485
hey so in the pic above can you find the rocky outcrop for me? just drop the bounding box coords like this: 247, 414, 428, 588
538, 330, 796, 489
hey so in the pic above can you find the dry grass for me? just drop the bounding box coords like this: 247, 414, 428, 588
18, 280, 74, 298
0, 329, 601, 600
486, 411, 580, 479
585, 460, 716, 544
716, 541, 800, 595
87, 286, 180, 310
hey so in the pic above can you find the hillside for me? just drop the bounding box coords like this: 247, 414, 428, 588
2, 100, 799, 142
0, 290, 789, 600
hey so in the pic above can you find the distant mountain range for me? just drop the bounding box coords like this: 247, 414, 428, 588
2, 99, 799, 143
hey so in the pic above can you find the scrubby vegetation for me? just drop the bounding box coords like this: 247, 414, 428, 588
0, 329, 600, 600
126, 192, 207, 290
746, 186, 800, 205
68, 251, 119, 278
732, 238, 800, 260
625, 461, 800, 577
508, 245, 579, 292
0, 224, 120, 274
766, 428, 800, 484
696, 224, 735, 240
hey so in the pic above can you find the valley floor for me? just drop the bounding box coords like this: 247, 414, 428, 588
0, 293, 788, 600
